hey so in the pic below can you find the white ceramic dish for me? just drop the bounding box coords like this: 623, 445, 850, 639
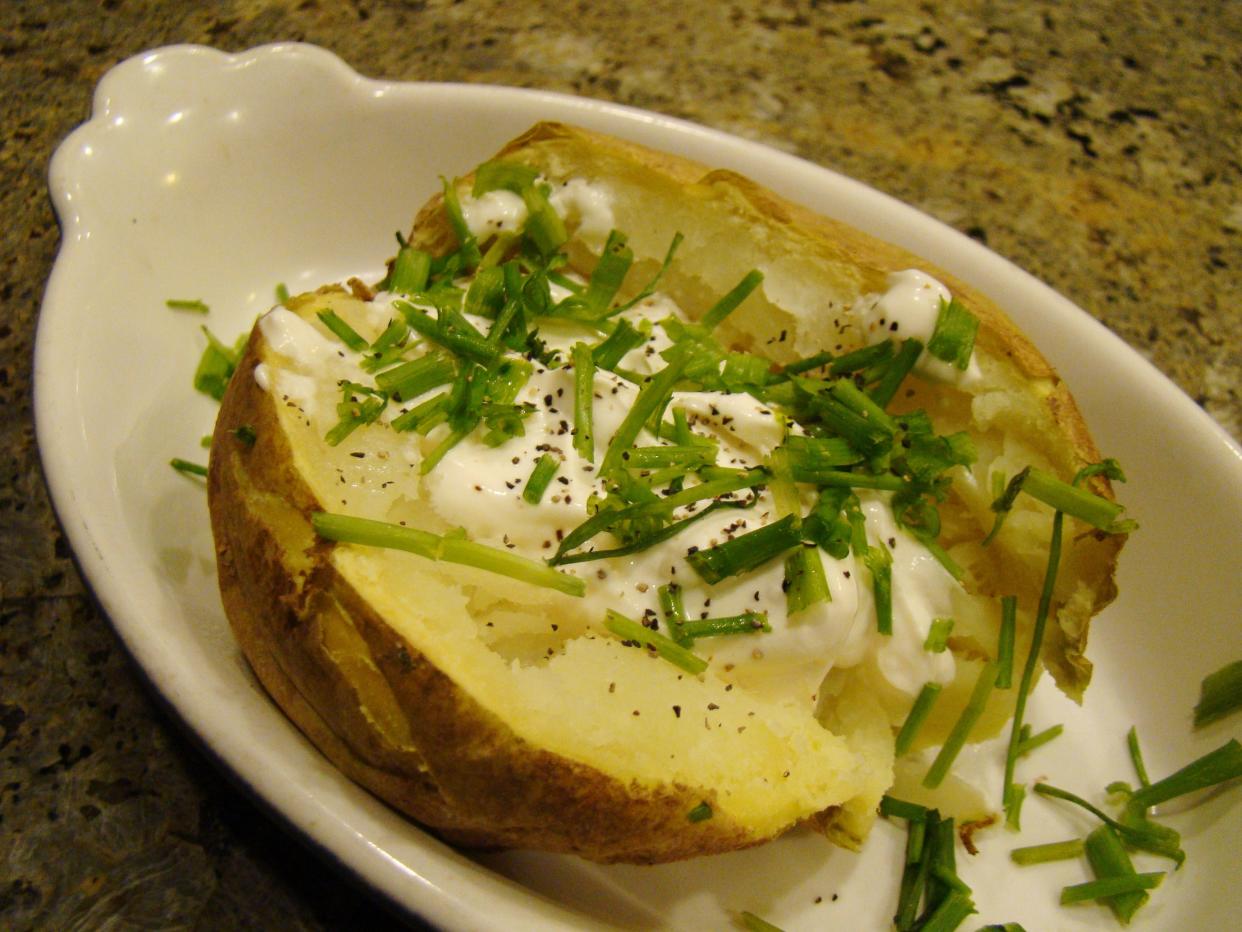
38, 43, 1242, 930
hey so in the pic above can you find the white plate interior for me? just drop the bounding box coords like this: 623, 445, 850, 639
38, 43, 1242, 930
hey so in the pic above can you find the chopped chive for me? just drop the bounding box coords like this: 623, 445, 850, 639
1082, 825, 1152, 922
521, 183, 568, 255
578, 229, 633, 315
471, 159, 539, 196
1002, 500, 1066, 826
922, 817, 962, 919
396, 301, 500, 365
275, 282, 290, 304
603, 610, 707, 675
895, 683, 943, 757
388, 245, 433, 295
1019, 468, 1133, 532
316, 309, 368, 352
784, 544, 831, 616
170, 457, 208, 477
166, 298, 209, 314
439, 536, 585, 596
522, 454, 560, 505
200, 434, 213, 448
926, 297, 979, 371
828, 377, 894, 430
679, 613, 770, 639
880, 795, 929, 822
193, 325, 244, 401
924, 618, 953, 653
599, 354, 689, 475
620, 444, 717, 470
687, 801, 714, 823
592, 318, 647, 370
700, 269, 764, 330
781, 349, 835, 376
1193, 659, 1242, 728
1061, 873, 1164, 906
924, 662, 999, 789
864, 540, 893, 635
1126, 738, 1242, 812
996, 595, 1017, 688
779, 434, 863, 468
1127, 726, 1151, 787
915, 890, 975, 932
786, 466, 907, 491
658, 583, 690, 646
553, 498, 752, 566
686, 514, 802, 584
868, 338, 923, 408
391, 391, 449, 433
1033, 783, 1184, 864
312, 512, 584, 596
420, 427, 471, 475
1016, 724, 1062, 758
895, 809, 934, 930
312, 511, 440, 559
1009, 838, 1085, 865
571, 342, 596, 463
374, 354, 455, 402
828, 340, 893, 376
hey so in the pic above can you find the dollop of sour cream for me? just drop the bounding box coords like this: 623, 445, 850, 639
254, 180, 978, 703
857, 269, 982, 386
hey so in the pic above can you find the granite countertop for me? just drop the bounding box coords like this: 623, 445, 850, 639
1, 1, 1238, 928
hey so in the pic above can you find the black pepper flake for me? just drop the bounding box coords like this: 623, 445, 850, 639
349, 451, 365, 459
609, 682, 616, 693
888, 537, 897, 548
672, 705, 682, 718
707, 703, 719, 711
632, 710, 640, 717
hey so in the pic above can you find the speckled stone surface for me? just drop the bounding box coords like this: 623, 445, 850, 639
1, 1, 1238, 928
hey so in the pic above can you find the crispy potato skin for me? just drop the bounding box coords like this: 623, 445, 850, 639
209, 122, 1123, 863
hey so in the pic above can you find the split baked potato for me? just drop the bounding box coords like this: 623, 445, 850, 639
207, 123, 1124, 863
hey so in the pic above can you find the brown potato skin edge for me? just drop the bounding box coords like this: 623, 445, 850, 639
208, 328, 763, 864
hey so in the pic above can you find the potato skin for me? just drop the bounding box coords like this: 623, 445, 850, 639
209, 122, 1123, 863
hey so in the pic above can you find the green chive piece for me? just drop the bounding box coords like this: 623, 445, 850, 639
312, 512, 584, 596
620, 444, 717, 470
603, 610, 708, 675
781, 349, 834, 376
1194, 659, 1242, 728
658, 583, 690, 646
895, 683, 943, 757
1009, 838, 1085, 865
1020, 468, 1133, 533
375, 354, 456, 402
571, 342, 596, 463
924, 662, 999, 789
687, 801, 714, 823
522, 454, 560, 505
554, 499, 752, 566
914, 890, 975, 932
678, 613, 771, 640
1016, 724, 1063, 758
924, 618, 953, 653
472, 159, 539, 196
1082, 825, 1152, 922
1004, 783, 1025, 831
879, 795, 929, 822
828, 377, 894, 431
1061, 873, 1164, 906
578, 229, 633, 315
686, 514, 802, 585
166, 298, 209, 314
700, 269, 764, 330
828, 340, 893, 376
391, 391, 449, 434
170, 457, 208, 477
388, 246, 433, 295
869, 338, 923, 408
275, 283, 290, 304
193, 326, 244, 401
895, 809, 934, 930
599, 354, 689, 475
996, 595, 1017, 688
1126, 738, 1242, 812
864, 540, 894, 636
200, 435, 213, 448
926, 297, 979, 371
316, 309, 368, 352
1033, 783, 1184, 864
1127, 726, 1151, 787
739, 910, 782, 932
396, 301, 500, 365
784, 544, 831, 616
786, 467, 907, 491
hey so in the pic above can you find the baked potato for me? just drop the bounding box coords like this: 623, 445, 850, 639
207, 122, 1125, 863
